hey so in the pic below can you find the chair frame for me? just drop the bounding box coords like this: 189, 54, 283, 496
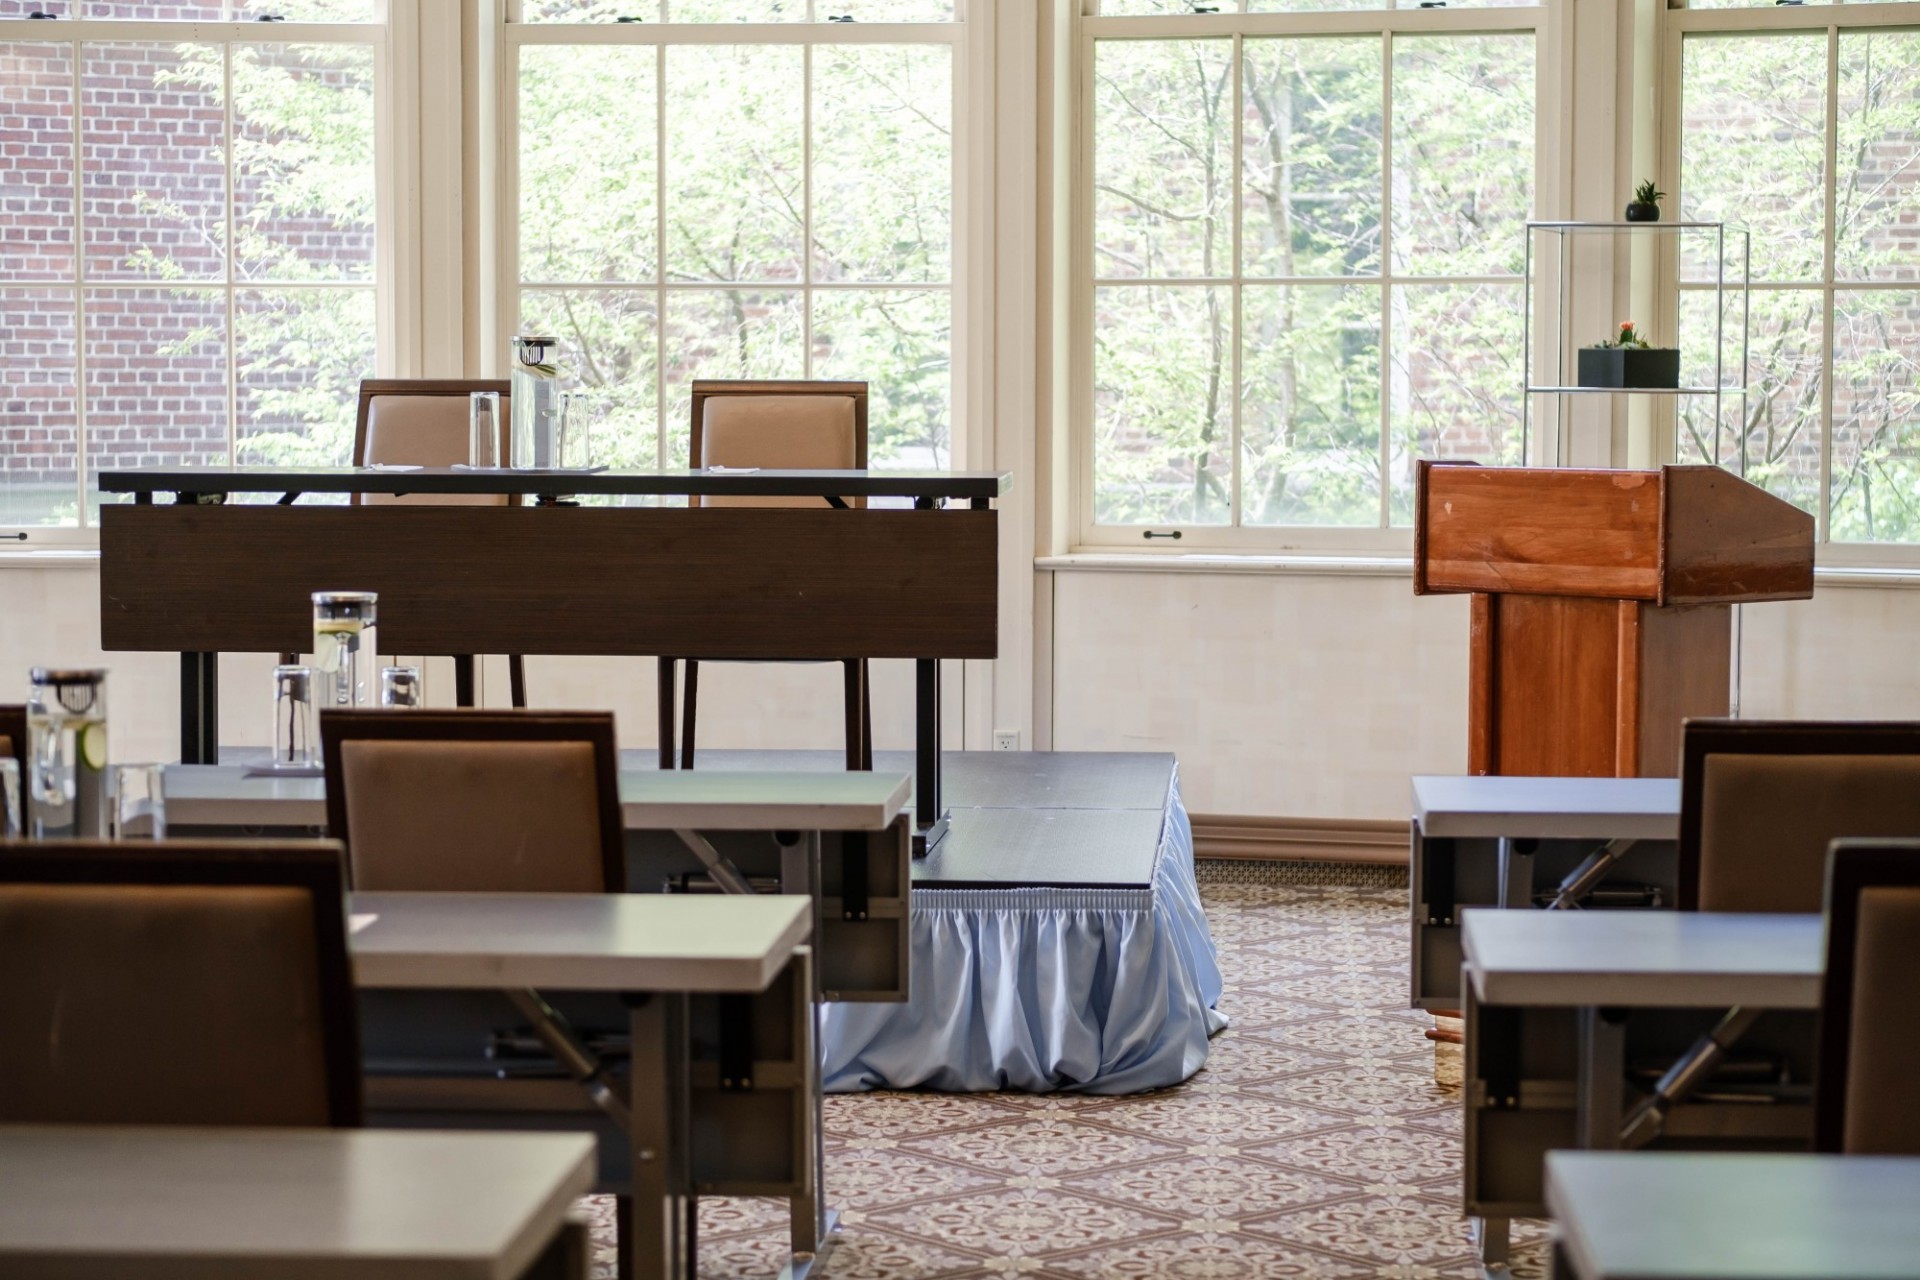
319, 709, 627, 893
1813, 838, 1920, 1152
347, 378, 525, 708
663, 380, 874, 771
1676, 718, 1920, 910
0, 839, 364, 1126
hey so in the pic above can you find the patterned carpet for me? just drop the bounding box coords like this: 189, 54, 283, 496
584, 861, 1548, 1278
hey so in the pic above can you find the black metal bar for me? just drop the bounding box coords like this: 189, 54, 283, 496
717, 993, 754, 1091
916, 658, 941, 832
842, 836, 870, 923
179, 651, 218, 765
656, 658, 677, 770
276, 491, 300, 505
453, 656, 475, 707
1426, 833, 1458, 927
824, 495, 848, 509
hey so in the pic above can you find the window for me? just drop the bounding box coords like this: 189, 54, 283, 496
1078, 2, 1537, 548
0, 1, 383, 534
508, 1, 957, 479
1674, 6, 1920, 548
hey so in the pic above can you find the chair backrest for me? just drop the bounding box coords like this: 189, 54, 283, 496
354, 378, 513, 508
1678, 719, 1920, 912
0, 702, 24, 777
0, 840, 361, 1127
321, 709, 624, 893
1816, 839, 1920, 1154
689, 380, 868, 510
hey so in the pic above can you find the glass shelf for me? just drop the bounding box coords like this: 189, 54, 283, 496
1526, 220, 1735, 232
1527, 385, 1740, 396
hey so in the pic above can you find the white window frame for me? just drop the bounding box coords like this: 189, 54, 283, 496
1661, 0, 1920, 567
1070, 2, 1548, 556
0, 2, 412, 549
488, 1, 984, 473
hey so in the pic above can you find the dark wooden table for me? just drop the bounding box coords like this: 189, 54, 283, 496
96, 467, 1010, 852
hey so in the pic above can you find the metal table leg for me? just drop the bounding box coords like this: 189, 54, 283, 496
179, 651, 219, 765
628, 992, 692, 1280
1577, 1006, 1628, 1150
1497, 837, 1535, 909
914, 658, 947, 855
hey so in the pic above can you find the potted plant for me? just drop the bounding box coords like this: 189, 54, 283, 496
1625, 180, 1663, 222
1577, 321, 1681, 389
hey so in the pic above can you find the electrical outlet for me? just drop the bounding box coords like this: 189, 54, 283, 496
993, 730, 1021, 752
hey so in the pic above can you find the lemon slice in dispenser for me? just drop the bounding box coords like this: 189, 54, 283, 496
80, 722, 108, 772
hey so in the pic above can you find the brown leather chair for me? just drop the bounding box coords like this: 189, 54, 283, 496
659, 379, 873, 771
1678, 719, 1920, 912
348, 378, 526, 708
1815, 839, 1920, 1154
320, 709, 624, 893
0, 840, 361, 1127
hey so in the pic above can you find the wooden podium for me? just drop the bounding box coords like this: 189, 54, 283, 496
1414, 462, 1814, 778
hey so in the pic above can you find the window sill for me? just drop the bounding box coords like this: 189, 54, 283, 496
0, 547, 100, 570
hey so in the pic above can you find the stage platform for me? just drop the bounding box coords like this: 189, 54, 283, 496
633, 749, 1227, 1094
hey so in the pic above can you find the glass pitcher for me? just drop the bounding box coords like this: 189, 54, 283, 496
312, 591, 379, 710
510, 335, 563, 469
28, 667, 109, 840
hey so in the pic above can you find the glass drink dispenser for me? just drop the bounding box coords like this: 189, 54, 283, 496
28, 667, 109, 840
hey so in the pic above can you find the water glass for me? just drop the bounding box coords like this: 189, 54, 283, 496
380, 665, 423, 708
272, 664, 319, 769
28, 667, 109, 840
0, 758, 20, 839
469, 391, 501, 468
111, 763, 167, 841
312, 591, 379, 710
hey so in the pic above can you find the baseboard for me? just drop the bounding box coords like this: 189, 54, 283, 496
1189, 813, 1409, 866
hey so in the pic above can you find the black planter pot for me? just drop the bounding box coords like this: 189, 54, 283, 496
1624, 202, 1661, 222
1578, 347, 1681, 389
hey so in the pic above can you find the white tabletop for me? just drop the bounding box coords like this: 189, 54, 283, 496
1547, 1152, 1920, 1279
0, 1125, 595, 1280
350, 891, 811, 993
1461, 909, 1822, 1008
1412, 775, 1680, 840
163, 764, 909, 832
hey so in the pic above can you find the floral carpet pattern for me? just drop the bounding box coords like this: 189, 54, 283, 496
584, 861, 1546, 1278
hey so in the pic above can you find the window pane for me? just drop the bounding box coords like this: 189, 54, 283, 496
663, 289, 804, 465
235, 288, 372, 468
235, 0, 379, 17
0, 42, 74, 283
813, 45, 951, 285
1388, 281, 1523, 523
1677, 286, 1746, 469
812, 288, 950, 467
1094, 39, 1233, 280
1735, 288, 1825, 518
83, 288, 229, 520
817, 0, 954, 19
1829, 289, 1920, 542
1242, 37, 1381, 279
83, 44, 227, 283
1836, 31, 1920, 284
1242, 283, 1381, 526
1093, 284, 1230, 525
522, 289, 661, 474
233, 44, 374, 284
1390, 34, 1533, 278
0, 289, 77, 527
664, 46, 804, 283
1681, 33, 1826, 284
1101, 1, 1237, 14
521, 1, 662, 20
79, 2, 226, 17
521, 46, 657, 284
667, 0, 802, 19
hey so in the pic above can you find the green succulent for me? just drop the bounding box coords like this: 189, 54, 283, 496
1632, 179, 1665, 206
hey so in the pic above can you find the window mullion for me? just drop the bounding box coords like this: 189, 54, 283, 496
1819, 23, 1840, 545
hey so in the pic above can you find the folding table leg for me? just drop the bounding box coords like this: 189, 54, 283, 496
628, 992, 691, 1280
1576, 1005, 1628, 1150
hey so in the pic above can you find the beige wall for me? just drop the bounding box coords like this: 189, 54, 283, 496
6, 557, 1916, 823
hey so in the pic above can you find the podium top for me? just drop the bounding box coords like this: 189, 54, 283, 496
1413, 462, 1814, 606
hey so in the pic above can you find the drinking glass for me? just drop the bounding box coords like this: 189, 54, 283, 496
111, 763, 167, 841
312, 591, 379, 710
28, 667, 109, 840
380, 665, 423, 708
0, 758, 20, 839
273, 664, 319, 769
469, 391, 501, 469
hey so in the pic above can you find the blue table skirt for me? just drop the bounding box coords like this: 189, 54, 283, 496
820, 774, 1227, 1094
